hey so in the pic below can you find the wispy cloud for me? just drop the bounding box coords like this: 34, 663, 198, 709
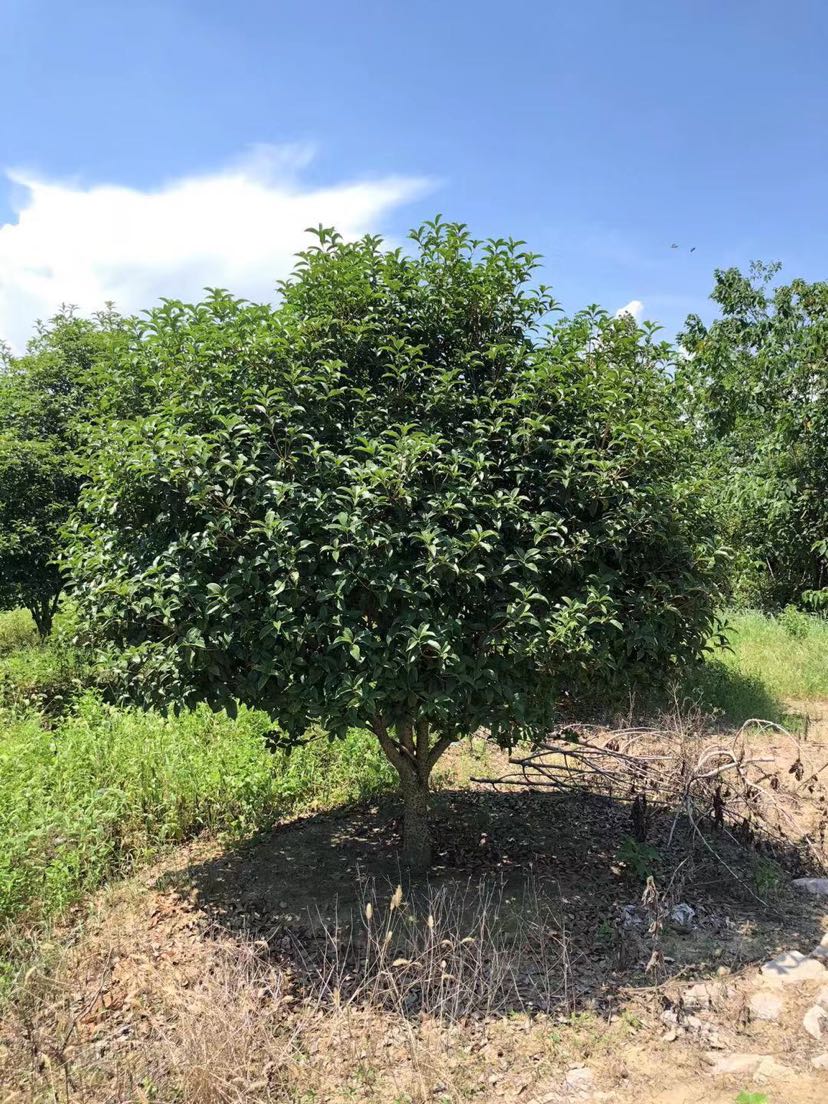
0, 145, 431, 349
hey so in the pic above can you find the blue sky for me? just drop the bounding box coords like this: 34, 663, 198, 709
2, 0, 827, 347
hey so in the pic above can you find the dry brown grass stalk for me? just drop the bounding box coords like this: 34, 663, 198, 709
294, 875, 573, 1022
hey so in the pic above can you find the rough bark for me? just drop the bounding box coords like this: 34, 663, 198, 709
399, 769, 432, 874
372, 715, 455, 874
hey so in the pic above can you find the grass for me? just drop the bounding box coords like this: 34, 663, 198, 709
0, 608, 39, 655
0, 605, 92, 715
718, 608, 828, 701
0, 691, 392, 934
682, 608, 828, 724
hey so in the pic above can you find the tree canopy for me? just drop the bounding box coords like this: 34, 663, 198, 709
678, 263, 828, 610
65, 222, 724, 869
0, 307, 130, 635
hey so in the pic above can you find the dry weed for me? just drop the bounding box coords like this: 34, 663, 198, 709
293, 874, 573, 1021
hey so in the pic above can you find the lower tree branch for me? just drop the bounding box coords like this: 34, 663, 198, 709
427, 733, 456, 773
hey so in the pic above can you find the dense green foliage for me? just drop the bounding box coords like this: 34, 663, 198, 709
5, 218, 827, 877
64, 223, 724, 868
679, 263, 828, 610
0, 688, 391, 931
0, 309, 132, 635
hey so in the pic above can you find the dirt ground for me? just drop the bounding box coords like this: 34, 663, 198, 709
2, 713, 828, 1103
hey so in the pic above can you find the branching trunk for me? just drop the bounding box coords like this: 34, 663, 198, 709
372, 716, 455, 874
28, 589, 61, 639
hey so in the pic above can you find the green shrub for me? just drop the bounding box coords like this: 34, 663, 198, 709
0, 308, 137, 637
617, 836, 661, 881
778, 603, 810, 639
678, 264, 828, 611
66, 222, 724, 871
0, 694, 392, 929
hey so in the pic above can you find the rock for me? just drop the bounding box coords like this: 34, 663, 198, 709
760, 950, 827, 984
682, 981, 727, 1011
563, 1066, 593, 1091
810, 932, 828, 962
815, 984, 828, 1009
803, 1004, 828, 1040
669, 903, 696, 934
793, 877, 828, 896
812, 1053, 828, 1070
619, 904, 646, 929
748, 989, 783, 1022
753, 1056, 795, 1082
704, 1052, 766, 1075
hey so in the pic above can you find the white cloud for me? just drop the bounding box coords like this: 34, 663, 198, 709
614, 299, 644, 322
0, 145, 431, 349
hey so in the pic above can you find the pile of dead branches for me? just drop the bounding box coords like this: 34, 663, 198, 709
473, 718, 828, 872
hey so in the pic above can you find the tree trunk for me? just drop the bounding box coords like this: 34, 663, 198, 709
29, 599, 53, 639
400, 770, 431, 874
29, 588, 61, 639
372, 716, 455, 875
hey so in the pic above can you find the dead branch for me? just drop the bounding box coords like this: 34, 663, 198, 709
472, 719, 828, 875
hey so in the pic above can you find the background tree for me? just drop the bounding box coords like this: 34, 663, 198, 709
678, 264, 828, 609
66, 222, 724, 871
0, 307, 131, 635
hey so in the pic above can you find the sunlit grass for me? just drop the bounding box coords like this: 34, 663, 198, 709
0, 608, 38, 655
0, 692, 392, 932
717, 609, 828, 702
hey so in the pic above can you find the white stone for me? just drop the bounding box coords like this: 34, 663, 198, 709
753, 1056, 795, 1082
803, 1004, 828, 1040
748, 989, 783, 1021
704, 1052, 766, 1075
815, 984, 828, 1009
793, 877, 828, 895
810, 932, 828, 962
682, 981, 727, 1011
760, 950, 827, 984
812, 1053, 828, 1070
564, 1066, 593, 1091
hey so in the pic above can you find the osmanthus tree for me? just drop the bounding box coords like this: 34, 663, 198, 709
0, 308, 131, 636
678, 264, 828, 609
66, 222, 724, 870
